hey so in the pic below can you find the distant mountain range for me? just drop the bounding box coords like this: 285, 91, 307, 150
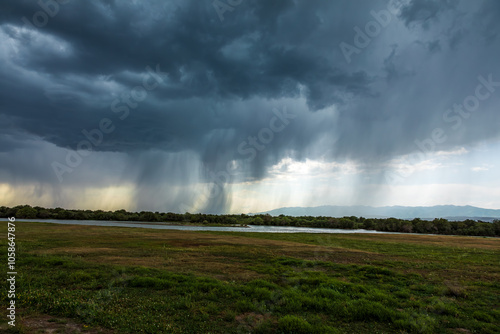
256, 205, 500, 222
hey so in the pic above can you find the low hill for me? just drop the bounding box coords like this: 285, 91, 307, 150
257, 205, 500, 221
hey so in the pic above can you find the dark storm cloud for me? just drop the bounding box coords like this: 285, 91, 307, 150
399, 0, 455, 28
0, 0, 370, 147
1, 0, 369, 104
1, 0, 500, 212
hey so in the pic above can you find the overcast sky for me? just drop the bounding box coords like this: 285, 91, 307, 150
1, 0, 499, 213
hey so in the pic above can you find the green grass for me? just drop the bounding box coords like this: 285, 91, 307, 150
1, 222, 499, 333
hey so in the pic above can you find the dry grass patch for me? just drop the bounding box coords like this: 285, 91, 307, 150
343, 233, 500, 250
35, 247, 118, 255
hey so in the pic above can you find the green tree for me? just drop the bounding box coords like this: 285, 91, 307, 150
139, 211, 157, 222
16, 206, 37, 219
253, 217, 264, 225
493, 220, 500, 236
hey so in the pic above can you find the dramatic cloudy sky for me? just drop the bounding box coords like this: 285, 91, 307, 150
1, 0, 499, 213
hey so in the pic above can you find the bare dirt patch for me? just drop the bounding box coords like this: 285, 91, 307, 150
9, 312, 114, 334
235, 312, 274, 332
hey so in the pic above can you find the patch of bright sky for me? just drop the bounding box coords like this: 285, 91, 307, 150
229, 139, 500, 213
0, 183, 134, 211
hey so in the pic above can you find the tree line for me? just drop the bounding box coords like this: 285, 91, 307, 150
1, 205, 499, 237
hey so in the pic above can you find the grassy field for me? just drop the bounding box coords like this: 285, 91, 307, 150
1, 222, 499, 333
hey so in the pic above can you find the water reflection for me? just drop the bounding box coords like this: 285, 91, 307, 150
3, 219, 400, 234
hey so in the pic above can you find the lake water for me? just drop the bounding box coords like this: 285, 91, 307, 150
1, 218, 399, 234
